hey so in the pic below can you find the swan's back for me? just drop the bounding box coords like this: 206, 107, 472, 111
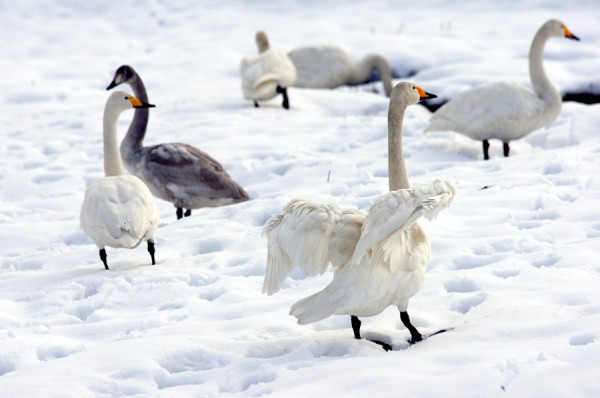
134, 143, 249, 209
426, 81, 561, 141
288, 45, 355, 89
80, 175, 159, 249
240, 49, 297, 101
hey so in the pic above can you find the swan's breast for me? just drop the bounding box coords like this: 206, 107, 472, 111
428, 81, 561, 140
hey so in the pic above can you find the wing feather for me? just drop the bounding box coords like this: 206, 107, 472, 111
262, 199, 342, 295
351, 179, 456, 269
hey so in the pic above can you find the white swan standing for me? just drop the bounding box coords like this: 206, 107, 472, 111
425, 19, 579, 160
288, 44, 394, 96
240, 31, 297, 109
263, 82, 455, 350
80, 91, 160, 270
106, 65, 250, 220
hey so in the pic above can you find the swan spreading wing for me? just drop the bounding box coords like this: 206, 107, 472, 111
262, 199, 364, 295
351, 179, 456, 270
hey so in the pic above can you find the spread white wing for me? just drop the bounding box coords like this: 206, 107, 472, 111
262, 199, 364, 295
351, 179, 456, 270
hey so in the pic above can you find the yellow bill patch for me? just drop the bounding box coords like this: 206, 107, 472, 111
416, 86, 428, 99
128, 96, 143, 107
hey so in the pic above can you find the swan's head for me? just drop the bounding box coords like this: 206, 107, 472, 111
106, 65, 137, 90
544, 19, 580, 41
391, 82, 437, 107
106, 91, 155, 113
255, 31, 270, 53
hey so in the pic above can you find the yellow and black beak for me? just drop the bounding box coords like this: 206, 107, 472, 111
128, 96, 155, 109
417, 86, 437, 101
563, 25, 580, 41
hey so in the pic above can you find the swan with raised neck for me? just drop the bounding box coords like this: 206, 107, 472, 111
106, 65, 250, 220
425, 19, 580, 160
81, 91, 159, 270
263, 82, 455, 350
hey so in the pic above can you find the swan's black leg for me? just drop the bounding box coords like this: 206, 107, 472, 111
503, 142, 510, 157
147, 241, 156, 265
400, 311, 422, 344
184, 209, 192, 217
277, 85, 290, 110
351, 315, 392, 351
482, 140, 490, 160
99, 248, 109, 270
351, 315, 362, 339
254, 100, 259, 108
176, 207, 183, 219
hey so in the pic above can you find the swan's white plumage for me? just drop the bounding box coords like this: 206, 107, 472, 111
263, 82, 455, 335
80, 91, 159, 264
288, 44, 394, 96
80, 175, 159, 250
351, 179, 456, 271
263, 200, 344, 295
240, 32, 296, 102
425, 19, 579, 150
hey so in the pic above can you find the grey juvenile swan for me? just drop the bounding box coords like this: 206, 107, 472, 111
107, 65, 250, 219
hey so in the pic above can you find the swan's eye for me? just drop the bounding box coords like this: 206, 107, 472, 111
124, 96, 129, 100
413, 86, 416, 90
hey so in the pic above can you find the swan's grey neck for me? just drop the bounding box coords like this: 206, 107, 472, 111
529, 24, 559, 102
387, 100, 409, 191
122, 75, 148, 159
103, 103, 126, 177
351, 54, 394, 97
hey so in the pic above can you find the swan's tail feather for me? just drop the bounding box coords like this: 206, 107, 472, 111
290, 289, 337, 325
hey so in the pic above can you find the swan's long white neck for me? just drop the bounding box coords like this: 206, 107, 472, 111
352, 54, 394, 97
388, 98, 409, 191
103, 102, 126, 177
529, 24, 560, 103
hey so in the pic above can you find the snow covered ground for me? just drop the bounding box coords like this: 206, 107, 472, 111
1, 0, 599, 396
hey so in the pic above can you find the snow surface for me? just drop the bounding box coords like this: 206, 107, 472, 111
1, 0, 600, 397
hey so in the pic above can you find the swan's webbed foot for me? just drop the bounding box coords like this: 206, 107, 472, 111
184, 209, 192, 217
503, 142, 510, 157
370, 339, 393, 351
176, 208, 183, 219
253, 100, 259, 108
276, 85, 290, 109
147, 241, 156, 265
482, 140, 490, 160
351, 315, 392, 351
99, 248, 109, 270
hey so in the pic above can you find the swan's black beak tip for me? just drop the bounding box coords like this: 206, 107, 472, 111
106, 81, 117, 90
421, 92, 437, 101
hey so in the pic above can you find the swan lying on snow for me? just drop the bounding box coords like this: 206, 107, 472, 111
288, 44, 394, 96
107, 65, 250, 220
425, 19, 580, 160
240, 31, 297, 109
263, 82, 455, 350
80, 91, 160, 270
